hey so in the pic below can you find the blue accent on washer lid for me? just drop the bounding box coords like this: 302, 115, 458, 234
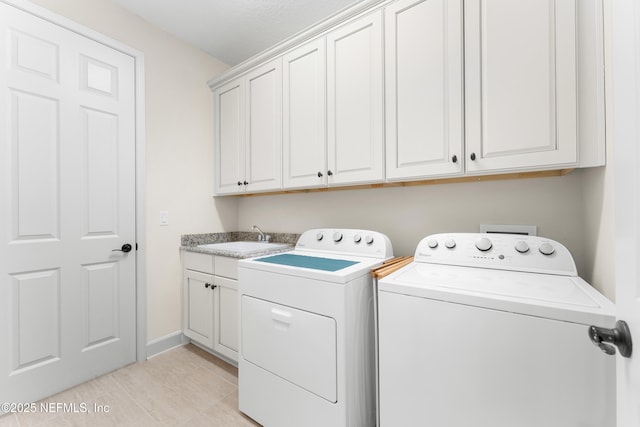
255, 253, 359, 272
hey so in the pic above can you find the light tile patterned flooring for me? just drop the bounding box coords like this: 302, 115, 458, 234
0, 344, 261, 426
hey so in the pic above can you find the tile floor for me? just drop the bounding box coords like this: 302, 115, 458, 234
0, 344, 261, 426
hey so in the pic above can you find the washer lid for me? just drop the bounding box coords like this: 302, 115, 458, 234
379, 263, 616, 326
255, 253, 359, 272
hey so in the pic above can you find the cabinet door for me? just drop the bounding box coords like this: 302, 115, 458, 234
245, 58, 282, 192
214, 77, 245, 195
183, 269, 214, 348
213, 276, 238, 362
327, 11, 384, 185
465, 0, 577, 173
283, 39, 327, 189
385, 0, 463, 180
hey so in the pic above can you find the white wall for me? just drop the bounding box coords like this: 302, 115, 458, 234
26, 0, 239, 341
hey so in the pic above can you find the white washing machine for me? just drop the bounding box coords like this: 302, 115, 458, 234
238, 228, 393, 427
378, 233, 616, 427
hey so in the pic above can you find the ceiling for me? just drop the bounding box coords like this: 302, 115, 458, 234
111, 0, 364, 66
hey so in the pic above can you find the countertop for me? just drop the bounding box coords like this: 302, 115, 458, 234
180, 231, 299, 259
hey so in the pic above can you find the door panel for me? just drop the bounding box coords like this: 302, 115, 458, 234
0, 3, 137, 405
327, 11, 384, 185
385, 0, 464, 180
283, 39, 327, 189
465, 0, 577, 172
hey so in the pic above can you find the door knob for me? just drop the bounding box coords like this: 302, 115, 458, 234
588, 320, 633, 358
112, 244, 133, 253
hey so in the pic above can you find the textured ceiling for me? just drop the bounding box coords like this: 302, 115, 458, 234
111, 0, 363, 65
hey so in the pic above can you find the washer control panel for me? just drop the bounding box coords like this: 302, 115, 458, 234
296, 228, 394, 258
415, 233, 577, 276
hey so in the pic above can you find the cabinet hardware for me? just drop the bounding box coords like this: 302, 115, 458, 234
327, 170, 333, 176
470, 153, 476, 161
452, 155, 458, 163
317, 171, 323, 178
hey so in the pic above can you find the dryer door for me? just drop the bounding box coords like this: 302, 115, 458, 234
241, 296, 337, 402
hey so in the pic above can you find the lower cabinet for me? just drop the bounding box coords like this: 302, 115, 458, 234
183, 251, 238, 363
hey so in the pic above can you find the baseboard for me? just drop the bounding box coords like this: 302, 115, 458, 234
146, 331, 190, 358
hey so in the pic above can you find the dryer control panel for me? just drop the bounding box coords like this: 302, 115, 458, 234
415, 233, 577, 276
295, 228, 394, 259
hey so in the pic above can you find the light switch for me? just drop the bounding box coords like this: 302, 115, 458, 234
159, 211, 169, 226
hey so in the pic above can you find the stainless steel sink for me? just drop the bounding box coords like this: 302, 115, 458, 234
197, 241, 290, 253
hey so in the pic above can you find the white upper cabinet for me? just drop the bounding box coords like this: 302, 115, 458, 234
244, 59, 283, 192
282, 39, 327, 189
327, 10, 384, 186
464, 0, 578, 173
214, 78, 245, 195
385, 0, 464, 181
210, 0, 604, 194
214, 59, 282, 195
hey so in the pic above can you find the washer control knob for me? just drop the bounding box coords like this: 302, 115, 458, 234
365, 235, 374, 245
539, 242, 556, 256
475, 237, 493, 252
316, 232, 324, 241
515, 241, 530, 253
333, 232, 343, 242
353, 234, 362, 243
427, 239, 438, 249
445, 239, 456, 249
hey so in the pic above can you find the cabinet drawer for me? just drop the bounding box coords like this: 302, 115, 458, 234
183, 251, 214, 274
215, 256, 238, 279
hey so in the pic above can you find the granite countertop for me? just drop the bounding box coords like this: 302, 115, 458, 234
181, 231, 299, 259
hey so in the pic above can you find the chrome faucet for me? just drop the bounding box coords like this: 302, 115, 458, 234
252, 225, 270, 242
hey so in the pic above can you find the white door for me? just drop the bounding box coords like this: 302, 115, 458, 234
214, 77, 245, 195
244, 58, 282, 193
611, 0, 640, 424
0, 3, 137, 405
385, 0, 464, 181
183, 269, 215, 348
282, 39, 327, 190
327, 10, 384, 186
213, 276, 238, 361
464, 0, 578, 173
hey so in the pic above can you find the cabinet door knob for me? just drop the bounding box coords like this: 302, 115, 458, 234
205, 283, 211, 288
237, 181, 242, 186
451, 154, 458, 163
243, 181, 248, 186
317, 171, 323, 178
327, 170, 333, 176
470, 152, 476, 161
212, 284, 217, 290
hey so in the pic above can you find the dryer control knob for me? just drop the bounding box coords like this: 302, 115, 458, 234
445, 239, 456, 249
539, 242, 555, 256
353, 234, 362, 243
475, 237, 493, 252
365, 235, 374, 245
515, 241, 530, 253
316, 232, 324, 241
333, 232, 343, 242
427, 239, 438, 249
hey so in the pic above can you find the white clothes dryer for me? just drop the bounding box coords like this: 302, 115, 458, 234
378, 233, 616, 427
238, 228, 393, 427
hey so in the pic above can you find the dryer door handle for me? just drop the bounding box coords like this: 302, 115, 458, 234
271, 308, 293, 326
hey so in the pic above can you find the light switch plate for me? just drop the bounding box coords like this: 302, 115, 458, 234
160, 211, 169, 226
